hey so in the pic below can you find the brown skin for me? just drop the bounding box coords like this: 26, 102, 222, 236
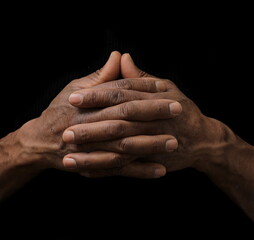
68, 54, 254, 220
0, 52, 182, 199
1, 52, 253, 221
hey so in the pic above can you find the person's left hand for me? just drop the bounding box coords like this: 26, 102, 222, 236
66, 53, 230, 178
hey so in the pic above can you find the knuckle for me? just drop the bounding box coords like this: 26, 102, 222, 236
139, 70, 149, 77
115, 79, 132, 89
89, 91, 98, 105
142, 79, 153, 91
107, 122, 126, 138
119, 102, 133, 118
109, 90, 125, 104
118, 138, 129, 152
155, 102, 165, 114
77, 127, 89, 142
151, 140, 162, 153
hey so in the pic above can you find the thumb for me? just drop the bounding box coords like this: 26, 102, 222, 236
79, 51, 121, 88
121, 53, 154, 78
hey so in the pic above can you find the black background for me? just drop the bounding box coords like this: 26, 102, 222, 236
0, 5, 253, 239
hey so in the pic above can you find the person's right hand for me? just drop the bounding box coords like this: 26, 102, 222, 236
14, 51, 181, 179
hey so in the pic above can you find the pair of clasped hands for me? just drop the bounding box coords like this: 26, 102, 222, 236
25, 51, 218, 179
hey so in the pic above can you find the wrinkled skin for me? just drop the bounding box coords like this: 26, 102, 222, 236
68, 53, 229, 177
1, 52, 253, 221
67, 54, 254, 221
12, 52, 181, 178
1, 51, 182, 198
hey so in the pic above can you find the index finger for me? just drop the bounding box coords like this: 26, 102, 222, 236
92, 78, 172, 93
68, 78, 173, 107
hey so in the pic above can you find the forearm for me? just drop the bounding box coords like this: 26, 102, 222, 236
0, 120, 47, 200
196, 120, 254, 220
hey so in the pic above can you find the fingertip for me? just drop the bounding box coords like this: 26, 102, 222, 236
154, 166, 167, 178
98, 50, 121, 82
63, 157, 77, 169
62, 130, 75, 143
121, 53, 152, 78
121, 53, 135, 68
109, 50, 122, 59
155, 81, 168, 92
122, 52, 133, 61
169, 102, 182, 116
69, 93, 83, 106
121, 53, 141, 78
166, 138, 178, 152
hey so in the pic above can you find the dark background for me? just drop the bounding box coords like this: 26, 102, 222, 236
0, 6, 253, 239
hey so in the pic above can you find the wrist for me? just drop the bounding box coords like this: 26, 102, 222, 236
0, 121, 50, 199
192, 117, 254, 219
196, 131, 254, 175
193, 117, 239, 172
0, 120, 49, 172
15, 118, 62, 170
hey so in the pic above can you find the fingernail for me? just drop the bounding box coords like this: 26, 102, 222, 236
69, 93, 83, 105
125, 53, 134, 63
63, 158, 77, 169
154, 168, 166, 178
155, 81, 167, 92
169, 102, 182, 116
63, 130, 75, 142
166, 139, 178, 152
